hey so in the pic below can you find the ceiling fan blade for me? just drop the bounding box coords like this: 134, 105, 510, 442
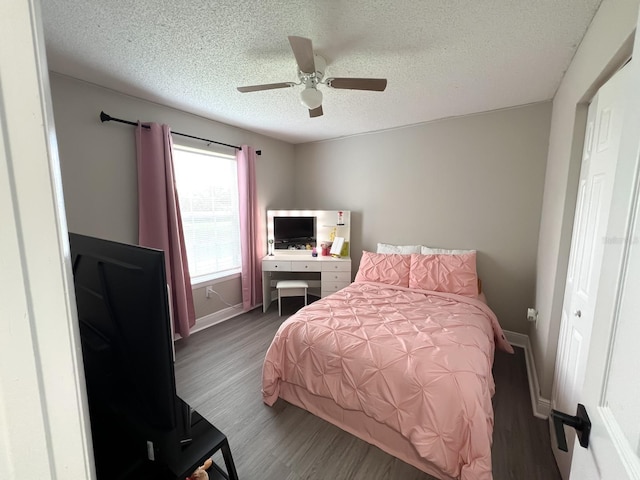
288, 36, 316, 73
237, 82, 295, 93
309, 105, 323, 118
326, 78, 387, 91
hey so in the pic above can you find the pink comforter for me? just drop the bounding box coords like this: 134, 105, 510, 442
262, 282, 514, 480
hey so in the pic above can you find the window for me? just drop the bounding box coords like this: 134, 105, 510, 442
172, 145, 241, 283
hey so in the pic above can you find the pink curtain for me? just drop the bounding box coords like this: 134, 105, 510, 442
136, 123, 195, 337
237, 145, 264, 311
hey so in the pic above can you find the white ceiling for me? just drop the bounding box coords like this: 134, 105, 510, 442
41, 0, 602, 145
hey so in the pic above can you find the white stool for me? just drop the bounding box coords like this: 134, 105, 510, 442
276, 280, 308, 316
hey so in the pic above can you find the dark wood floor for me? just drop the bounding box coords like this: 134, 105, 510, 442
174, 300, 560, 480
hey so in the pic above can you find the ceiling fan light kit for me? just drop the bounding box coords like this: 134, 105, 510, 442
300, 87, 323, 109
237, 36, 387, 118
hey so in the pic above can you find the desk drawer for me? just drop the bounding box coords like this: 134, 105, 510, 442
321, 261, 351, 272
321, 271, 351, 283
290, 261, 322, 272
321, 282, 351, 297
262, 260, 292, 271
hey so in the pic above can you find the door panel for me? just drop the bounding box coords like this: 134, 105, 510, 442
567, 179, 587, 282
559, 325, 583, 418
577, 173, 604, 297
596, 106, 612, 153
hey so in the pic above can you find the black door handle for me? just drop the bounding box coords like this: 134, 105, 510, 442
550, 403, 591, 452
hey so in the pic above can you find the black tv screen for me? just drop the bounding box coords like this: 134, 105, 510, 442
69, 233, 177, 433
273, 216, 315, 248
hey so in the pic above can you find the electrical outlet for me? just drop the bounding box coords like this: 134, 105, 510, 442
205, 286, 214, 299
527, 308, 538, 322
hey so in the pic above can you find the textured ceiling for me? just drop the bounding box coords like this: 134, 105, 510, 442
41, 0, 602, 144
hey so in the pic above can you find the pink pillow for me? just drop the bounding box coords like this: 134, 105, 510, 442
409, 253, 478, 297
355, 251, 411, 287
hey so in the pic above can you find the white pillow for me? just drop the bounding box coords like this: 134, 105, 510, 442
377, 243, 422, 255
421, 246, 476, 255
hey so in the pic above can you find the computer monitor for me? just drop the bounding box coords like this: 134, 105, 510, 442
273, 216, 316, 249
70, 233, 181, 476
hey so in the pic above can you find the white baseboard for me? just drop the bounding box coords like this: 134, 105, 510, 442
504, 330, 551, 419
174, 303, 246, 340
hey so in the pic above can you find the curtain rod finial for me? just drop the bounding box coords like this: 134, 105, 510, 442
100, 111, 111, 123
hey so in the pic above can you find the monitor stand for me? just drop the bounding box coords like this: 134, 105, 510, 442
179, 399, 193, 447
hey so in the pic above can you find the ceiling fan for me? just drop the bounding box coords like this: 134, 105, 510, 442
237, 36, 387, 118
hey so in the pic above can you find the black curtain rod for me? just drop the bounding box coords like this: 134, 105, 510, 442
99, 111, 261, 155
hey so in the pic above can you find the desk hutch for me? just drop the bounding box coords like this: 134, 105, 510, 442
262, 210, 352, 312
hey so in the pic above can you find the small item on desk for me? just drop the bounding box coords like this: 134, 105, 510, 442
321, 243, 330, 256
338, 210, 344, 225
312, 247, 318, 257
330, 237, 345, 257
186, 457, 213, 480
340, 240, 350, 257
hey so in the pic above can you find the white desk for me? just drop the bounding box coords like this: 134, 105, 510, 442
262, 253, 351, 313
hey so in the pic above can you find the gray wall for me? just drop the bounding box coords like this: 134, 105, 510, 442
50, 73, 296, 319
533, 0, 639, 399
293, 103, 552, 334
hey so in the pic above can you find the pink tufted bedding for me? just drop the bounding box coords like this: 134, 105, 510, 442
262, 281, 513, 480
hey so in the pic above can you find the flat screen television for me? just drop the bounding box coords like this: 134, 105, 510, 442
70, 233, 183, 476
273, 216, 316, 249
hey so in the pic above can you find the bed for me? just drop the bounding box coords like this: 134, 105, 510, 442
262, 250, 513, 480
